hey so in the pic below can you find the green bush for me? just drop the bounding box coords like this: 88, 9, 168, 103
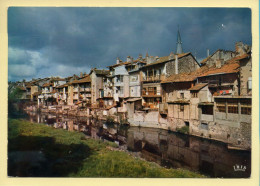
176, 126, 189, 134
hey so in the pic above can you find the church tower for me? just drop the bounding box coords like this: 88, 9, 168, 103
176, 27, 183, 54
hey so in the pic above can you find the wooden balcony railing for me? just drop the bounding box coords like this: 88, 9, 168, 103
142, 75, 162, 82
142, 90, 161, 96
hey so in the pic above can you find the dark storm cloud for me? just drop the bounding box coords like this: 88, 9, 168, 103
8, 7, 251, 81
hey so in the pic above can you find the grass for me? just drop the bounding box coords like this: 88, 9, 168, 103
8, 119, 205, 178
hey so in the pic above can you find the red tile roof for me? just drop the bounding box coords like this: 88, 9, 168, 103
56, 83, 69, 88
162, 54, 249, 83
198, 54, 249, 77
42, 83, 53, 87
188, 83, 208, 91
71, 75, 91, 84
51, 77, 66, 81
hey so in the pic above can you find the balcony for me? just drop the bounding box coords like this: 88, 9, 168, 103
85, 93, 91, 97
73, 95, 79, 100
79, 87, 91, 92
73, 88, 79, 92
85, 88, 91, 92
142, 75, 162, 82
142, 90, 161, 97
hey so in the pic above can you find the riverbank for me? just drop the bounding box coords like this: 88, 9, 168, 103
8, 119, 206, 178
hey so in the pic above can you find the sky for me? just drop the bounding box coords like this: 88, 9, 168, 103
8, 7, 251, 82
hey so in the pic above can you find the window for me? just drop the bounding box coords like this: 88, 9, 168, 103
119, 87, 124, 95
180, 93, 184, 99
228, 99, 238, 114
201, 105, 213, 115
147, 98, 154, 104
248, 77, 252, 90
148, 87, 156, 95
158, 69, 161, 76
120, 75, 123, 82
216, 100, 226, 113
241, 99, 251, 115
191, 91, 198, 98
180, 105, 184, 112
143, 88, 147, 95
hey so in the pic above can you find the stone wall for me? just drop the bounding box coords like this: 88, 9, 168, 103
240, 57, 252, 96
165, 54, 199, 77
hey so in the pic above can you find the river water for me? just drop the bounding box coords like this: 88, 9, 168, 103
24, 111, 251, 178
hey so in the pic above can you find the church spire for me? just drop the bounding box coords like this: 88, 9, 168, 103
176, 26, 183, 54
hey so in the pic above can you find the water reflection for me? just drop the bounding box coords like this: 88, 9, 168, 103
127, 127, 251, 178
25, 111, 251, 178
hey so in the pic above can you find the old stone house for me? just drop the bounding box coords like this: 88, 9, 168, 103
125, 54, 146, 98
56, 83, 69, 105
200, 49, 236, 67
140, 52, 200, 109
161, 51, 252, 149
70, 75, 92, 106
99, 71, 114, 109
89, 68, 110, 107
107, 57, 131, 113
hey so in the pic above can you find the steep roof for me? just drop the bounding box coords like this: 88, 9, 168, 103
198, 54, 249, 77
161, 73, 198, 83
142, 52, 196, 68
90, 69, 110, 76
108, 58, 145, 68
162, 54, 247, 83
200, 49, 235, 64
56, 83, 69, 88
189, 83, 208, 91
162, 65, 209, 83
51, 77, 66, 81
42, 83, 53, 87
108, 61, 131, 68
71, 75, 91, 84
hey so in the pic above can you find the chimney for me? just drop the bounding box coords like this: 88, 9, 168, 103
147, 56, 156, 64
207, 49, 210, 57
169, 52, 174, 60
127, 56, 133, 63
146, 52, 149, 62
175, 55, 178, 74
155, 56, 159, 61
139, 54, 142, 59
80, 72, 83, 78
116, 57, 120, 64
235, 41, 250, 56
